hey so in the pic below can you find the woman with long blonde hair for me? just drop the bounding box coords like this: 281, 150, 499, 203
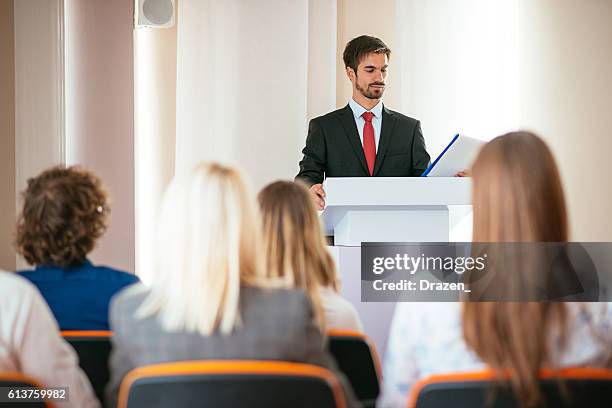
106, 163, 359, 408
258, 180, 363, 331
380, 132, 612, 408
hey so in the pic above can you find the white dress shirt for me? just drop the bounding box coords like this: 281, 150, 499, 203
348, 98, 383, 152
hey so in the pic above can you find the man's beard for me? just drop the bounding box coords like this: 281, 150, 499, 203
356, 78, 385, 100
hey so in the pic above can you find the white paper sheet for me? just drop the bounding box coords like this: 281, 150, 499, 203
424, 134, 484, 177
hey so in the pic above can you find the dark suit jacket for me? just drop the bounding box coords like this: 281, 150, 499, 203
296, 104, 430, 185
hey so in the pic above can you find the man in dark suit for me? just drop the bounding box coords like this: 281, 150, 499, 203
296, 35, 430, 209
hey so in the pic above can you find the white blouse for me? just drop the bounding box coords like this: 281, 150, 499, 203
320, 286, 364, 332
0, 271, 99, 408
379, 302, 612, 408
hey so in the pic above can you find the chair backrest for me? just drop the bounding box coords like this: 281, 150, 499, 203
0, 372, 53, 408
61, 330, 112, 406
410, 368, 612, 408
327, 329, 381, 408
118, 360, 346, 408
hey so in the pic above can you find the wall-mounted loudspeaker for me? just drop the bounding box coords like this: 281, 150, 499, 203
135, 0, 175, 28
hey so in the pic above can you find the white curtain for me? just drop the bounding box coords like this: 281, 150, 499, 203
14, 0, 65, 269
136, 0, 337, 279
395, 0, 612, 241
175, 0, 337, 190
396, 0, 519, 156
134, 26, 177, 282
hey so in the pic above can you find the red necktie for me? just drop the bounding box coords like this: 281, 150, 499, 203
362, 112, 376, 176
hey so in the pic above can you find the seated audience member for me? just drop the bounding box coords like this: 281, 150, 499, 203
106, 163, 359, 408
258, 180, 363, 332
379, 132, 612, 408
0, 270, 99, 407
16, 166, 139, 330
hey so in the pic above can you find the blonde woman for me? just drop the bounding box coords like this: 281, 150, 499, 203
106, 163, 358, 408
380, 132, 612, 407
258, 180, 363, 332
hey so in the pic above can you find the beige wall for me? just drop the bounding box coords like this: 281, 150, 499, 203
65, 0, 135, 271
307, 0, 337, 119
519, 0, 612, 240
0, 0, 15, 270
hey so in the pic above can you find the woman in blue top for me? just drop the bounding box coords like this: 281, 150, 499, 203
16, 165, 139, 330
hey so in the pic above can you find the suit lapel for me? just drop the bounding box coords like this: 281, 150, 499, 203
338, 105, 369, 174
373, 106, 397, 176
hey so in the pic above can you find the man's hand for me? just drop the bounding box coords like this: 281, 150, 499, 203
309, 183, 326, 210
455, 169, 471, 177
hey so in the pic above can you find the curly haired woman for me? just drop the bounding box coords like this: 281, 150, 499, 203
16, 165, 139, 330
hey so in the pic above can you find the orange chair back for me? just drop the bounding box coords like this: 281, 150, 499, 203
61, 330, 112, 405
327, 329, 381, 408
409, 367, 612, 408
118, 360, 346, 408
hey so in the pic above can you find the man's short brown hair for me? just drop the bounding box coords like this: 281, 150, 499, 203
343, 35, 391, 73
15, 165, 109, 268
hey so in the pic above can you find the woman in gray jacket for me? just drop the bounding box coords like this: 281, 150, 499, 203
106, 162, 359, 408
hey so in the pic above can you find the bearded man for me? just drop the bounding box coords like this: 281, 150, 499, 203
296, 35, 431, 209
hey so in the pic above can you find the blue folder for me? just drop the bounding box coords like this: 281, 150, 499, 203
420, 134, 460, 177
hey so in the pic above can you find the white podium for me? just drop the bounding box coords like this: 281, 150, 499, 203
321, 177, 471, 246
321, 177, 472, 359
